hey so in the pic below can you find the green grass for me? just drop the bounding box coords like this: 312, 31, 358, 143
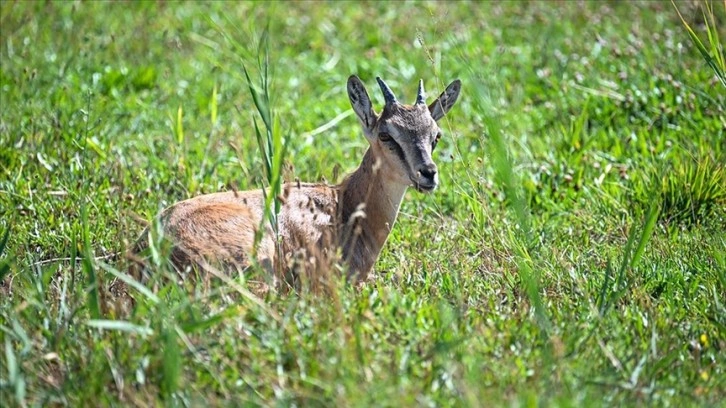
1, 1, 725, 406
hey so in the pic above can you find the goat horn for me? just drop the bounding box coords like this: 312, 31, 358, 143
376, 77, 397, 105
416, 79, 426, 105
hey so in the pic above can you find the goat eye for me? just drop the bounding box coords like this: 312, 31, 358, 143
379, 132, 392, 142
432, 133, 441, 150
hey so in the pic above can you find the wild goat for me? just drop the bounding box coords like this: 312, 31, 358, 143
132, 75, 461, 283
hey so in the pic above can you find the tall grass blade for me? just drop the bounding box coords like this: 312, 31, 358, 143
10, 318, 31, 354
180, 306, 236, 333
631, 204, 660, 268
486, 114, 533, 241
4, 337, 26, 405
210, 84, 218, 126
0, 222, 10, 282
704, 2, 725, 69
252, 116, 271, 179
238, 27, 288, 269
243, 65, 272, 134
708, 237, 726, 295
597, 259, 614, 314
614, 219, 637, 295
0, 222, 9, 258
270, 114, 286, 217
162, 325, 181, 398
176, 105, 184, 145
0, 258, 10, 284
481, 111, 549, 331
149, 218, 163, 268
85, 319, 154, 336
81, 205, 101, 319
4, 337, 18, 382
673, 0, 726, 88
70, 223, 78, 289
601, 203, 660, 315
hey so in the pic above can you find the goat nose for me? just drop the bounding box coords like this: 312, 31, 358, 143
418, 164, 438, 180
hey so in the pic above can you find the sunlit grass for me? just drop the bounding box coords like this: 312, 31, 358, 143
1, 1, 724, 406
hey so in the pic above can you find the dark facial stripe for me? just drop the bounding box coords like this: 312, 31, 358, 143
385, 139, 408, 166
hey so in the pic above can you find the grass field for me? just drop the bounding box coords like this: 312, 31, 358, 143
1, 1, 725, 406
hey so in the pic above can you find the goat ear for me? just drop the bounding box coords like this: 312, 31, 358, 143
429, 79, 461, 121
347, 75, 377, 134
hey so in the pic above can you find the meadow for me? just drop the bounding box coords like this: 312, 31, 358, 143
1, 1, 725, 406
